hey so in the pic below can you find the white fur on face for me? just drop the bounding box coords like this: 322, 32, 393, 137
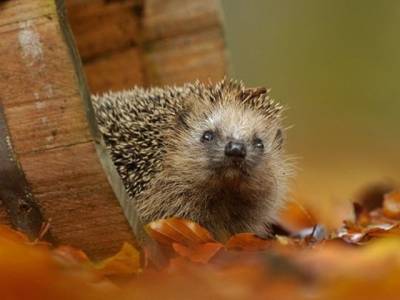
192, 101, 280, 154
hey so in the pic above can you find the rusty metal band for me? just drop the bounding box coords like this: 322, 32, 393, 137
0, 104, 52, 241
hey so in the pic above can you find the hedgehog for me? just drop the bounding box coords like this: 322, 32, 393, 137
92, 79, 292, 241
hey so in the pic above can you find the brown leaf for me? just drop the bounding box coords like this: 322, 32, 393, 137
337, 221, 400, 245
277, 200, 317, 233
96, 242, 141, 276
172, 242, 224, 264
383, 191, 400, 219
355, 182, 394, 212
0, 225, 30, 244
226, 233, 273, 251
53, 245, 90, 265
353, 202, 371, 226
366, 224, 400, 239
145, 218, 215, 248
336, 222, 367, 244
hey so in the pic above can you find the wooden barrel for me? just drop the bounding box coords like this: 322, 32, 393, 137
0, 0, 227, 258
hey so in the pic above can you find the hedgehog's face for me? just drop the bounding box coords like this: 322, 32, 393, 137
168, 101, 284, 188
197, 103, 282, 180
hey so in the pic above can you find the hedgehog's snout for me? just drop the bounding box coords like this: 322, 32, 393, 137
224, 141, 247, 159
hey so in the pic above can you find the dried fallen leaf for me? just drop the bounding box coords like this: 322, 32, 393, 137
53, 245, 90, 265
0, 232, 117, 300
277, 200, 317, 233
0, 225, 30, 244
353, 202, 371, 226
172, 242, 224, 264
2, 186, 400, 300
337, 192, 400, 245
366, 224, 400, 239
355, 182, 394, 212
95, 243, 141, 276
226, 233, 273, 251
383, 191, 400, 219
145, 218, 215, 248
338, 221, 400, 245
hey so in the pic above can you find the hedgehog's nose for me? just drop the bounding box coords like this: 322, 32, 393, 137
225, 141, 246, 159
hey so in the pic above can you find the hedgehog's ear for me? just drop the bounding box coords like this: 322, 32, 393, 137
240, 87, 283, 120
238, 87, 268, 102
239, 87, 269, 111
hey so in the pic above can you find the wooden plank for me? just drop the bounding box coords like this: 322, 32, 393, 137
0, 17, 78, 106
56, 0, 139, 258
0, 0, 60, 241
143, 27, 227, 85
0, 15, 92, 152
84, 48, 144, 93
4, 94, 91, 154
0, 103, 52, 240
66, 0, 142, 61
19, 142, 134, 258
0, 0, 55, 29
0, 0, 138, 258
143, 0, 222, 41
66, 0, 142, 9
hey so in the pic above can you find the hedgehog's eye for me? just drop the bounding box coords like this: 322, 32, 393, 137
201, 130, 215, 143
253, 137, 264, 149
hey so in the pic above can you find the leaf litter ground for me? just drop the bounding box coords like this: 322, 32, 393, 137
2, 190, 400, 300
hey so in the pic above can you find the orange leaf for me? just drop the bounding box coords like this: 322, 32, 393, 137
0, 225, 52, 251
96, 242, 141, 276
145, 218, 215, 248
366, 224, 400, 239
226, 233, 273, 251
0, 225, 30, 244
277, 200, 316, 232
172, 242, 224, 264
53, 245, 90, 265
353, 202, 371, 226
383, 191, 400, 219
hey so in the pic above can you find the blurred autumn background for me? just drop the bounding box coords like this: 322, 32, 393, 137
222, 0, 400, 225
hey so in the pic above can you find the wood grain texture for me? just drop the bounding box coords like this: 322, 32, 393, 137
141, 0, 228, 85
85, 47, 144, 93
4, 94, 91, 153
143, 0, 222, 41
0, 103, 52, 240
143, 27, 227, 85
0, 0, 54, 30
19, 142, 135, 257
66, 0, 142, 62
0, 17, 78, 105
